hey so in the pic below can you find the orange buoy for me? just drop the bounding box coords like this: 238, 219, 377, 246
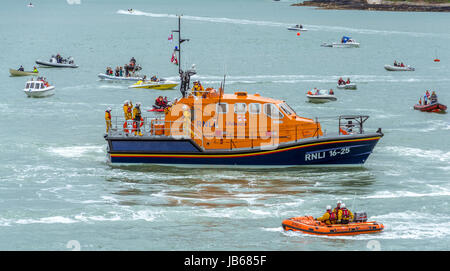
297, 32, 300, 36
434, 59, 440, 62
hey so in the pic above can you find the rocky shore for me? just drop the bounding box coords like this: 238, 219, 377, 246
292, 0, 450, 12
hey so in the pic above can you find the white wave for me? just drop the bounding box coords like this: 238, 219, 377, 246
382, 146, 450, 163
364, 188, 450, 199
15, 216, 78, 225
46, 145, 104, 158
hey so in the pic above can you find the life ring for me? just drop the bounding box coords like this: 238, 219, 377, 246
123, 121, 131, 133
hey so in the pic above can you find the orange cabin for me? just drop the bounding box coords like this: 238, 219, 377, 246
157, 88, 323, 150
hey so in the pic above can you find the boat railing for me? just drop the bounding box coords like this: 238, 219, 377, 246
338, 115, 369, 135
107, 116, 189, 138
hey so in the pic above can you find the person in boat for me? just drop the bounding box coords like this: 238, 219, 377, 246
33, 66, 38, 73
338, 77, 345, 85
105, 107, 112, 133
344, 121, 354, 133
346, 78, 351, 84
18, 65, 24, 71
307, 90, 312, 95
337, 203, 354, 224
123, 100, 131, 120
418, 97, 422, 106
426, 90, 430, 99
315, 205, 337, 225
150, 75, 159, 82
133, 102, 143, 136
400, 62, 405, 67
299, 24, 303, 29
315, 88, 320, 95
119, 67, 123, 77
430, 91, 438, 104
333, 200, 343, 215
115, 67, 120, 77
124, 64, 129, 77
329, 89, 334, 95
424, 94, 428, 105
394, 60, 398, 67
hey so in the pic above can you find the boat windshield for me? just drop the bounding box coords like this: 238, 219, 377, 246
26, 83, 30, 88
279, 102, 296, 116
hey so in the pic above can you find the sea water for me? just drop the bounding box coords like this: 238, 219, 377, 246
0, 0, 449, 250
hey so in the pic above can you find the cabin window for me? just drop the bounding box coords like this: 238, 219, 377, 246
234, 103, 247, 114
263, 103, 284, 119
279, 102, 296, 116
249, 103, 261, 114
217, 103, 228, 114
30, 83, 34, 89
26, 83, 30, 89
39, 83, 44, 89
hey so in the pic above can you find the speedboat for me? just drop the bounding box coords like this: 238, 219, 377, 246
9, 68, 38, 77
384, 64, 414, 71
104, 16, 383, 168
306, 89, 337, 103
321, 36, 360, 48
287, 25, 308, 31
23, 78, 55, 98
282, 214, 384, 236
128, 80, 178, 90
337, 83, 357, 90
36, 56, 78, 68
98, 73, 143, 82
414, 102, 447, 113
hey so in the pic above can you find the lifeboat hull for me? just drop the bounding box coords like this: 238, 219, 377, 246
105, 132, 382, 167
414, 103, 447, 113
282, 216, 384, 236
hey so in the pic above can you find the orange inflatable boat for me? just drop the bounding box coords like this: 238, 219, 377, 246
282, 216, 384, 236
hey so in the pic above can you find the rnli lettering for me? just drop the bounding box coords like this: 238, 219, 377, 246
305, 147, 351, 161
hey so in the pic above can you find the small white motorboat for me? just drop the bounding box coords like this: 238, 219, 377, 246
306, 89, 337, 103
384, 64, 415, 71
287, 25, 308, 31
23, 79, 55, 98
321, 36, 359, 48
337, 83, 357, 90
98, 73, 144, 82
36, 56, 78, 68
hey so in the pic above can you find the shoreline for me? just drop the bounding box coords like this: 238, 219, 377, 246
292, 0, 450, 12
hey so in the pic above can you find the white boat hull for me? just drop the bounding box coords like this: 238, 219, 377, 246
306, 94, 337, 103
24, 86, 55, 98
36, 60, 78, 68
98, 73, 143, 82
337, 83, 357, 90
384, 65, 415, 71
287, 27, 308, 31
322, 42, 360, 48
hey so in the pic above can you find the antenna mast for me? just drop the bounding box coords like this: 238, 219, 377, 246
172, 15, 196, 98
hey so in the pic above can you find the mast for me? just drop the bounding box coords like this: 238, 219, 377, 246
172, 15, 196, 98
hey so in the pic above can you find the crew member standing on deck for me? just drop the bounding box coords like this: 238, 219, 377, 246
105, 107, 112, 133
127, 100, 133, 120
133, 102, 143, 136
123, 100, 129, 120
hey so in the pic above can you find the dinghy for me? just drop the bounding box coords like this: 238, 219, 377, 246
9, 69, 38, 77
384, 64, 414, 71
128, 80, 178, 90
98, 73, 143, 82
306, 89, 337, 103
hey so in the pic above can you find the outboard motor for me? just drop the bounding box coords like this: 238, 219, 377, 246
354, 212, 368, 222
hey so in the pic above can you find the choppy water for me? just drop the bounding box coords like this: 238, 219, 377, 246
0, 0, 449, 250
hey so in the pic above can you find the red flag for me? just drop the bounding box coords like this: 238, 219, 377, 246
168, 33, 173, 41
171, 51, 178, 65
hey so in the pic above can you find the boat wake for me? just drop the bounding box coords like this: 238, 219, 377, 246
116, 9, 449, 38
